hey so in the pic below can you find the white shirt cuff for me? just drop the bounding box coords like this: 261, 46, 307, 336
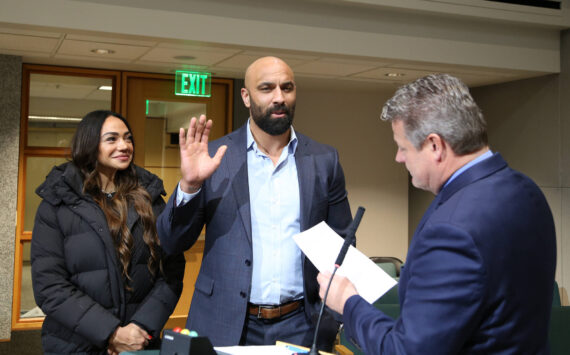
175, 182, 201, 206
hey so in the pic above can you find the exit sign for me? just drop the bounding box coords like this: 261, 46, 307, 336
175, 71, 211, 97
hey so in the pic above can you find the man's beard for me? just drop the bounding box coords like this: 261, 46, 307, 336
250, 100, 295, 136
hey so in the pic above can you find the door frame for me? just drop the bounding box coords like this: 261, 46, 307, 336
12, 66, 233, 331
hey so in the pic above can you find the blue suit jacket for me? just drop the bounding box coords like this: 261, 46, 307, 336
157, 124, 353, 346
343, 153, 556, 354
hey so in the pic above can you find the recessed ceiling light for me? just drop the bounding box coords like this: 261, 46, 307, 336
385, 73, 405, 77
91, 48, 115, 55
173, 55, 196, 60
97, 85, 113, 91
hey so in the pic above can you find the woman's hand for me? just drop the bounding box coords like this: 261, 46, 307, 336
107, 323, 151, 354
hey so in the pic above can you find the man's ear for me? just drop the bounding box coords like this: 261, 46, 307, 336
426, 133, 446, 162
241, 88, 251, 108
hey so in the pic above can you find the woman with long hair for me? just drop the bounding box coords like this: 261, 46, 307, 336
31, 110, 184, 354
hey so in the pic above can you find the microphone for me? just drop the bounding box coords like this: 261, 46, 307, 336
335, 207, 365, 266
309, 207, 365, 355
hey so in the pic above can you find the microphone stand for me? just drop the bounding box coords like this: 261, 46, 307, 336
308, 266, 340, 355
308, 207, 365, 355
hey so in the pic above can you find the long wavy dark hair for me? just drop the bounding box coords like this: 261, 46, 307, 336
71, 110, 161, 285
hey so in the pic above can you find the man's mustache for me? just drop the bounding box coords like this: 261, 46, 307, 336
267, 104, 290, 115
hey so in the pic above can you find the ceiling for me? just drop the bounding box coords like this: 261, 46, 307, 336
1, 0, 568, 91
0, 24, 554, 91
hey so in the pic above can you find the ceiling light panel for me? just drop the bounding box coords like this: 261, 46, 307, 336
157, 42, 239, 52
0, 27, 61, 38
139, 47, 240, 65
54, 54, 136, 64
0, 33, 59, 53
242, 50, 318, 61
0, 49, 52, 59
65, 33, 157, 47
390, 61, 522, 78
57, 39, 150, 59
215, 53, 316, 70
353, 67, 432, 81
293, 60, 378, 76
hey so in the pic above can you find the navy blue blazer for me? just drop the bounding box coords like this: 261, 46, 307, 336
342, 153, 556, 354
157, 124, 352, 346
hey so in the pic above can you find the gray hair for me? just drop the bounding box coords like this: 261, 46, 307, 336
381, 74, 487, 155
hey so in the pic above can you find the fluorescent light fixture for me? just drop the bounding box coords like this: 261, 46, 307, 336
29, 115, 82, 123
98, 85, 113, 91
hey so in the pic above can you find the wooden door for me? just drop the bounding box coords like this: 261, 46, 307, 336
122, 72, 233, 329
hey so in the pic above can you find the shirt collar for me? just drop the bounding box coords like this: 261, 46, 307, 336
443, 149, 493, 188
246, 119, 298, 155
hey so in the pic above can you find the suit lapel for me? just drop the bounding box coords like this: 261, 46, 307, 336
295, 135, 315, 231
413, 193, 440, 236
226, 126, 253, 245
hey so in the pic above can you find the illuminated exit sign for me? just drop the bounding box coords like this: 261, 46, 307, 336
175, 71, 211, 97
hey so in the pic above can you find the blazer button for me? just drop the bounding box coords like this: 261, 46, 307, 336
240, 291, 246, 298
245, 259, 251, 266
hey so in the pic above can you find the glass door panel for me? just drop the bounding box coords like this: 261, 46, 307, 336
20, 241, 43, 319
144, 101, 207, 196
18, 156, 68, 322
24, 156, 68, 231
28, 74, 113, 147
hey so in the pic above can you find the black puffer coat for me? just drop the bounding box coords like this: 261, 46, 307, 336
31, 162, 184, 354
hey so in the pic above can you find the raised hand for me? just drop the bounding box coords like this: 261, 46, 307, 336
107, 323, 150, 354
179, 115, 227, 193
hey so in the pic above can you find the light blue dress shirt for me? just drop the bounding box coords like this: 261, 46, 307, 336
443, 149, 493, 188
176, 120, 304, 305
246, 120, 303, 305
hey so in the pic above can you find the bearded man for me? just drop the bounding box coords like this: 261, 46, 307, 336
157, 56, 353, 351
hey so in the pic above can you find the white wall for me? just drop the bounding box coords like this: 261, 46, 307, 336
295, 83, 410, 261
